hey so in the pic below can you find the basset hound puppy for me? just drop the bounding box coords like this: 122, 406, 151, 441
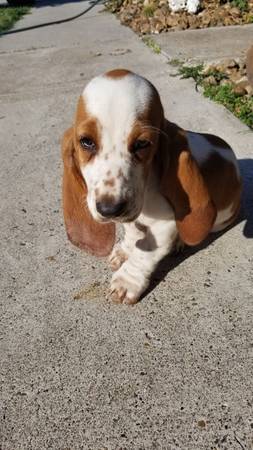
62, 69, 242, 304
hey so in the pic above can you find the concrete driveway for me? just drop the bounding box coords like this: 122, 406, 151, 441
0, 1, 253, 449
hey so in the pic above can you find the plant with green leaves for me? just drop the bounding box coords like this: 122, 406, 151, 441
220, 0, 249, 12
175, 63, 253, 129
0, 5, 30, 33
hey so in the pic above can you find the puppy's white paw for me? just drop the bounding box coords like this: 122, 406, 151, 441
108, 245, 128, 271
108, 267, 148, 305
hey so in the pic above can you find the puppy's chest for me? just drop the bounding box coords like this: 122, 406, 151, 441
138, 175, 175, 227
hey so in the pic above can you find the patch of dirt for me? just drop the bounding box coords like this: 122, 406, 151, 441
73, 281, 105, 300
106, 0, 253, 34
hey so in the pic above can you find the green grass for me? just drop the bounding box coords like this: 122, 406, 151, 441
175, 64, 253, 129
220, 0, 249, 11
169, 58, 184, 67
204, 84, 253, 129
142, 37, 161, 54
231, 0, 248, 12
178, 64, 204, 84
143, 4, 156, 17
0, 5, 30, 33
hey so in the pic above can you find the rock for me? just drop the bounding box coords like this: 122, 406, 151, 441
150, 17, 166, 33
168, 0, 200, 13
235, 75, 249, 85
235, 78, 253, 95
246, 45, 253, 87
202, 75, 218, 86
233, 85, 247, 96
230, 7, 241, 17
187, 0, 200, 13
222, 58, 239, 69
188, 14, 200, 28
139, 20, 151, 34
177, 13, 189, 29
202, 64, 216, 75
168, 0, 186, 12
166, 13, 181, 27
220, 79, 231, 86
246, 85, 253, 96
154, 8, 167, 26
116, 0, 253, 35
229, 70, 243, 83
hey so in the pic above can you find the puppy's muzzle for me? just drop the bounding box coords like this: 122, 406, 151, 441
96, 200, 128, 219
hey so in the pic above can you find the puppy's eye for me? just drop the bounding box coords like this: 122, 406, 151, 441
80, 137, 96, 152
133, 139, 150, 152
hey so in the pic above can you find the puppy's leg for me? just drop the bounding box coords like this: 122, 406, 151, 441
108, 222, 145, 271
109, 219, 178, 304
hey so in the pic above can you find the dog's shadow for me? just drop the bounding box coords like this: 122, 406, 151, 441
144, 158, 253, 297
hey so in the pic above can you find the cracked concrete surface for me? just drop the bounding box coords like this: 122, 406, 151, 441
0, 1, 253, 449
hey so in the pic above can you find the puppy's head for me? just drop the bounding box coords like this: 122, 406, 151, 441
73, 69, 164, 223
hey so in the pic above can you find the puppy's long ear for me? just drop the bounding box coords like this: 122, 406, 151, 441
61, 127, 115, 256
160, 122, 216, 246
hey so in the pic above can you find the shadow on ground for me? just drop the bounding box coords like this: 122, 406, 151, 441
0, 0, 99, 8
144, 157, 253, 298
34, 0, 99, 7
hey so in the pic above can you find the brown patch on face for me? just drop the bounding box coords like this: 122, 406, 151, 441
74, 96, 101, 167
104, 178, 115, 187
106, 69, 132, 79
106, 170, 111, 176
117, 168, 127, 183
127, 83, 164, 178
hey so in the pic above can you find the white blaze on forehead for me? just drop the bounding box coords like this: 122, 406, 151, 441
82, 73, 153, 143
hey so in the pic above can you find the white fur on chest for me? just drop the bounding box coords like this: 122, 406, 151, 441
138, 170, 175, 226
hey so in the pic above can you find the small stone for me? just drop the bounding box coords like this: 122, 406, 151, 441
246, 45, 253, 87
222, 58, 239, 69
233, 85, 247, 96
188, 14, 200, 28
220, 79, 231, 86
202, 64, 216, 75
230, 7, 241, 17
202, 75, 217, 86
197, 419, 206, 428
166, 13, 181, 27
154, 8, 167, 26
235, 75, 248, 84
139, 21, 151, 34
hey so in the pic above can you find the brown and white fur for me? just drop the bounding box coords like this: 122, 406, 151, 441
61, 69, 241, 305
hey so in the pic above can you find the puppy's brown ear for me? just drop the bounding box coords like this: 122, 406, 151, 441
61, 127, 115, 256
160, 123, 216, 245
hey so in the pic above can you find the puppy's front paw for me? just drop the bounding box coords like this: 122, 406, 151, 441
108, 245, 128, 271
108, 267, 148, 305
172, 236, 185, 255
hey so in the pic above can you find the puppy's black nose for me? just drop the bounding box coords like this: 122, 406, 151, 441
96, 200, 127, 218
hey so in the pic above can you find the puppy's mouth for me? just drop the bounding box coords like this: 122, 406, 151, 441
116, 209, 140, 223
